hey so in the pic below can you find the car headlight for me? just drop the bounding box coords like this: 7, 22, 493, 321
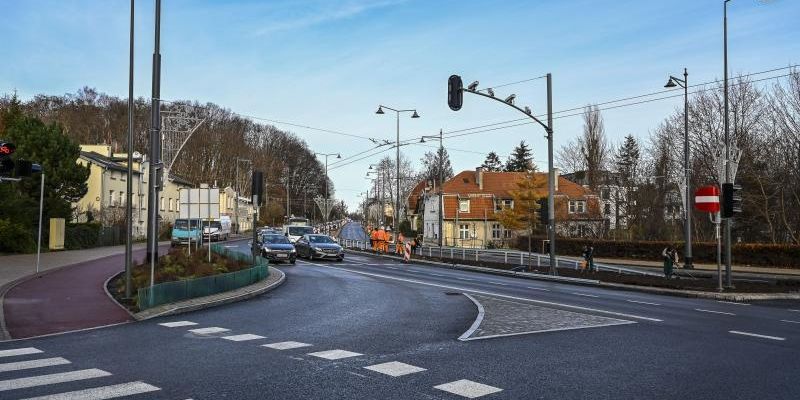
262, 247, 271, 252
291, 248, 296, 253
313, 247, 323, 252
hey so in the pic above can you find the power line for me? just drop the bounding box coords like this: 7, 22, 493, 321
477, 74, 548, 92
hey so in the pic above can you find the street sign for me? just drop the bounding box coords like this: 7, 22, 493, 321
695, 185, 720, 213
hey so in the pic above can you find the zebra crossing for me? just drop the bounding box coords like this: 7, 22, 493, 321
0, 347, 163, 399
159, 320, 504, 398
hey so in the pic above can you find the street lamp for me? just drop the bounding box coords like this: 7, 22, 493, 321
235, 158, 251, 234
420, 129, 444, 247
316, 152, 341, 234
375, 105, 420, 232
664, 68, 693, 269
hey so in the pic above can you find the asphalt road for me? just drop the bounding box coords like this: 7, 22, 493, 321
0, 239, 798, 399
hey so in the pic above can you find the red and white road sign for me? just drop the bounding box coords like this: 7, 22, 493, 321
695, 185, 720, 213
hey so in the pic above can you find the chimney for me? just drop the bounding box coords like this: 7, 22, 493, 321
476, 167, 484, 190
554, 168, 560, 192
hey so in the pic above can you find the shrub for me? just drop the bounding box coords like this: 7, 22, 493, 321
0, 218, 35, 253
64, 222, 101, 250
515, 235, 800, 269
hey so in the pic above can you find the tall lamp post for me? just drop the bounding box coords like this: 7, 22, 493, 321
375, 105, 420, 231
664, 68, 693, 269
315, 152, 341, 234
420, 129, 444, 247
235, 158, 251, 234
124, 0, 135, 299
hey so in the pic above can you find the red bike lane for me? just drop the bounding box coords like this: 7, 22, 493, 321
2, 246, 166, 339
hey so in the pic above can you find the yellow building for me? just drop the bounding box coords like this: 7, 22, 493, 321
73, 145, 194, 238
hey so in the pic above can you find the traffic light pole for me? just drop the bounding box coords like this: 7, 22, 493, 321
723, 0, 733, 288
453, 73, 557, 276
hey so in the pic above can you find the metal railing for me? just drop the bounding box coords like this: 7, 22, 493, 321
137, 245, 269, 310
337, 238, 659, 277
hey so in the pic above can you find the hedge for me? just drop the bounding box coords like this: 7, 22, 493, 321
0, 218, 36, 253
65, 222, 101, 250
515, 236, 800, 269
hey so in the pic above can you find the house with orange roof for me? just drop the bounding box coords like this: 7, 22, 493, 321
407, 168, 605, 248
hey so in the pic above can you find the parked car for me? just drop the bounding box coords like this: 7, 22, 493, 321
171, 218, 201, 247
259, 233, 296, 264
295, 234, 344, 261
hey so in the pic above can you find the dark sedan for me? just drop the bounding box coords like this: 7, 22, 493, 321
259, 234, 296, 264
295, 234, 344, 261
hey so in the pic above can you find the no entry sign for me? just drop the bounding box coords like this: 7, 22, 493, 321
695, 185, 720, 213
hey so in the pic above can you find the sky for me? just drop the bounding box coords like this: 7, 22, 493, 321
1, 0, 799, 210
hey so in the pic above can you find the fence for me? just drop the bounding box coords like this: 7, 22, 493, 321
137, 245, 269, 310
337, 238, 659, 277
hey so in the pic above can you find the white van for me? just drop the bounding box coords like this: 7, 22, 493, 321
284, 225, 314, 243
203, 218, 231, 241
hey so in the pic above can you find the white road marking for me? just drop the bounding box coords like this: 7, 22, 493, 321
695, 309, 735, 316
307, 349, 363, 360
0, 348, 43, 358
0, 357, 70, 373
20, 381, 161, 400
262, 341, 313, 350
716, 301, 750, 306
386, 266, 398, 270
780, 319, 800, 324
429, 273, 446, 277
729, 331, 785, 341
488, 282, 508, 286
221, 334, 265, 342
789, 309, 800, 312
572, 292, 599, 298
459, 294, 486, 341
627, 300, 660, 306
458, 278, 475, 281
526, 286, 550, 291
188, 327, 230, 335
0, 369, 112, 391
364, 361, 427, 377
311, 263, 664, 322
434, 379, 503, 398
158, 321, 197, 328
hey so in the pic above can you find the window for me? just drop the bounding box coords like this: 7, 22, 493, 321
495, 199, 513, 211
120, 191, 125, 206
459, 199, 470, 213
491, 223, 502, 239
169, 198, 174, 212
568, 200, 587, 214
604, 204, 611, 215
109, 191, 114, 206
459, 224, 469, 239
160, 197, 165, 211
601, 188, 610, 200
504, 229, 512, 239
110, 172, 116, 180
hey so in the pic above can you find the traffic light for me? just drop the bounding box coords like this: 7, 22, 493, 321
252, 170, 263, 206
537, 197, 549, 228
0, 141, 16, 176
721, 183, 742, 218
448, 75, 463, 111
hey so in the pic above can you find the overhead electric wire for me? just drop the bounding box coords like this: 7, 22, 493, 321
477, 74, 548, 92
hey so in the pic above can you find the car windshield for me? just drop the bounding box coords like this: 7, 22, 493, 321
288, 226, 314, 236
174, 219, 199, 230
201, 221, 222, 229
308, 235, 334, 244
263, 235, 291, 244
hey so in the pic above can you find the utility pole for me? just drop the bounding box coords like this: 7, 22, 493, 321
375, 105, 419, 230
146, 0, 162, 267
438, 129, 444, 247
723, 0, 733, 287
124, 0, 135, 298
664, 68, 693, 269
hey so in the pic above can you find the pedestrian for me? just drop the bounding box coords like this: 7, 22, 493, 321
382, 227, 391, 253
662, 245, 679, 278
371, 227, 382, 252
397, 232, 406, 256
403, 239, 412, 263
582, 245, 595, 272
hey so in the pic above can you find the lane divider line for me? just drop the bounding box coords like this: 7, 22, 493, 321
716, 301, 750, 306
626, 300, 660, 306
728, 330, 785, 341
695, 309, 735, 316
780, 319, 800, 324
571, 293, 599, 298
308, 262, 664, 322
527, 286, 550, 291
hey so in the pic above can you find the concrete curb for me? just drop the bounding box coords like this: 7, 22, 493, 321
344, 248, 800, 301
132, 267, 286, 321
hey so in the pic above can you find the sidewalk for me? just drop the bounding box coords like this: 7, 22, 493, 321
0, 242, 169, 340
572, 255, 800, 278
